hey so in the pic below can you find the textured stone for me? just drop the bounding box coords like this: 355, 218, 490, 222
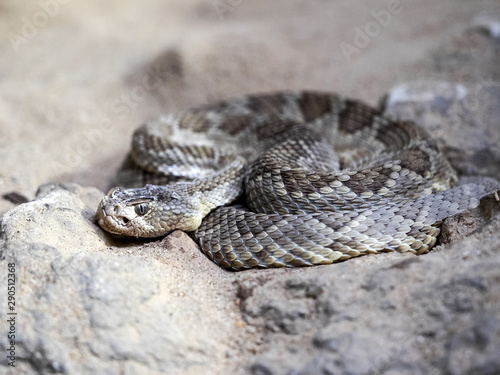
0, 187, 254, 374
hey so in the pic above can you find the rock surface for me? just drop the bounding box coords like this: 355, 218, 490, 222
1, 186, 256, 374
1, 1, 500, 375
1, 186, 499, 374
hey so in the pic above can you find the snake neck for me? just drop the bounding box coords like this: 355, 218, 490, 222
147, 155, 245, 233
186, 155, 246, 214
157, 154, 247, 233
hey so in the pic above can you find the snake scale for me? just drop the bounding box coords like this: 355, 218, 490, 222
96, 91, 499, 270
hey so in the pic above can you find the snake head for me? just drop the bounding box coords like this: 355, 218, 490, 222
96, 185, 201, 237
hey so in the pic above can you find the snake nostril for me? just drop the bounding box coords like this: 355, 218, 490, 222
113, 205, 121, 215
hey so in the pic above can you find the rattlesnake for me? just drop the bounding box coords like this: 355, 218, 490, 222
96, 91, 499, 270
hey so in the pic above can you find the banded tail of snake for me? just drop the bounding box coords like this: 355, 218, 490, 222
96, 91, 500, 270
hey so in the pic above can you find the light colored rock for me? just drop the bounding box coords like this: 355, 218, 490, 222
0, 186, 254, 375
471, 14, 500, 39
1, 186, 106, 252
385, 81, 468, 112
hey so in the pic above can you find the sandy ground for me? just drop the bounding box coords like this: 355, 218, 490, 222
1, 0, 499, 214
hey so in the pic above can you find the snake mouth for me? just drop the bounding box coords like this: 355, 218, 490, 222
97, 212, 135, 236
96, 199, 136, 234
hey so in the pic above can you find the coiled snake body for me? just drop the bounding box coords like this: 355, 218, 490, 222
96, 91, 499, 270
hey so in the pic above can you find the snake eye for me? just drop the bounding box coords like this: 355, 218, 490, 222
135, 203, 149, 216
